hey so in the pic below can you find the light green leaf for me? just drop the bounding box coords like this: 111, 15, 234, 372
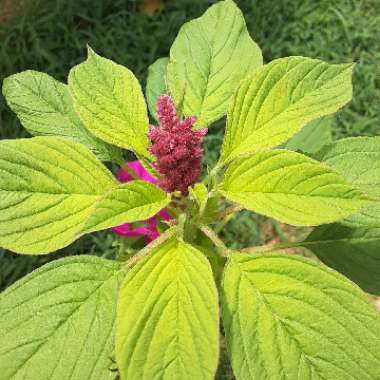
167, 0, 262, 128
0, 136, 117, 254
116, 237, 219, 380
304, 224, 380, 295
315, 136, 380, 227
220, 150, 368, 226
189, 182, 208, 210
285, 116, 333, 154
83, 180, 170, 233
0, 256, 122, 380
220, 56, 353, 163
146, 57, 168, 120
222, 253, 380, 380
68, 47, 151, 158
2, 71, 122, 162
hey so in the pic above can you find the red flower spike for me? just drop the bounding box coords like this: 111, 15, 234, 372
148, 95, 207, 195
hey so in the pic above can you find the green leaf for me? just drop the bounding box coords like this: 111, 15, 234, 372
189, 182, 208, 210
83, 180, 170, 233
0, 256, 122, 380
220, 57, 354, 163
222, 253, 380, 380
0, 136, 117, 254
146, 57, 168, 121
315, 136, 380, 227
304, 224, 380, 295
68, 47, 151, 158
167, 0, 262, 128
116, 237, 219, 380
2, 71, 122, 162
285, 116, 333, 154
220, 150, 368, 226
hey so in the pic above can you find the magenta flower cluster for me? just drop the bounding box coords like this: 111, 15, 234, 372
148, 95, 207, 195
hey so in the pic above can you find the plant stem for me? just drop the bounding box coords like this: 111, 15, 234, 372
215, 213, 235, 233
119, 162, 139, 180
125, 228, 176, 268
215, 204, 243, 220
199, 225, 230, 257
241, 240, 302, 254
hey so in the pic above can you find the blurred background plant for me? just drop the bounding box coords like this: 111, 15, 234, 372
0, 0, 379, 376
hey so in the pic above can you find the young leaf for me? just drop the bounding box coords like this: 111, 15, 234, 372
222, 253, 380, 380
315, 136, 380, 227
167, 0, 262, 129
68, 47, 151, 158
189, 182, 208, 210
2, 70, 122, 162
0, 136, 117, 254
83, 180, 170, 233
116, 237, 219, 380
285, 116, 333, 154
146, 57, 168, 120
220, 150, 368, 226
304, 224, 380, 295
220, 57, 353, 163
0, 256, 122, 380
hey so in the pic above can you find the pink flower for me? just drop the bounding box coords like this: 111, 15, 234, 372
148, 95, 207, 195
112, 160, 171, 242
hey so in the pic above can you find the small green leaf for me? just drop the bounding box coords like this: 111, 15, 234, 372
220, 57, 353, 163
220, 150, 367, 226
146, 57, 168, 120
222, 253, 380, 380
189, 182, 208, 210
0, 136, 117, 254
2, 70, 122, 162
116, 237, 219, 380
69, 47, 151, 158
0, 256, 122, 380
167, 0, 262, 128
285, 116, 333, 154
315, 136, 380, 227
305, 224, 380, 295
83, 180, 170, 233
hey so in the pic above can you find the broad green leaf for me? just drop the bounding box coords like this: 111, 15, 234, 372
116, 237, 219, 380
83, 180, 170, 233
285, 116, 333, 154
220, 150, 368, 226
220, 57, 353, 163
68, 47, 151, 158
2, 70, 122, 162
304, 224, 380, 295
146, 57, 168, 120
0, 256, 121, 380
167, 0, 262, 128
315, 136, 380, 227
222, 253, 380, 380
0, 136, 117, 254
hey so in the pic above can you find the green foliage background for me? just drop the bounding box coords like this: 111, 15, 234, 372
0, 0, 379, 300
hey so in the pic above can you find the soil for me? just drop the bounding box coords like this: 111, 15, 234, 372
0, 0, 26, 23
